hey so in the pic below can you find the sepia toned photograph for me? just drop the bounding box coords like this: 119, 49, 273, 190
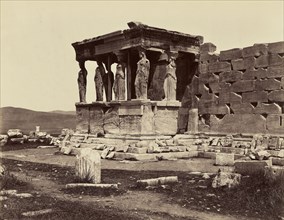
0, 1, 283, 219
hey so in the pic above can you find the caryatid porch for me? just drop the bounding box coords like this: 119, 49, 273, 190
72, 22, 203, 136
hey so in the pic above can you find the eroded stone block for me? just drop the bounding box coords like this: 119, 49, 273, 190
255, 79, 281, 91
255, 55, 269, 68
231, 103, 254, 114
200, 53, 219, 63
219, 70, 242, 82
268, 41, 284, 54
198, 63, 208, 74
242, 44, 268, 58
199, 72, 219, 84
200, 43, 217, 53
243, 57, 256, 70
254, 103, 282, 114
269, 54, 284, 66
208, 62, 231, 73
210, 114, 267, 134
243, 68, 267, 80
242, 91, 268, 103
89, 107, 104, 135
267, 114, 284, 134
198, 103, 230, 114
234, 160, 272, 175
219, 92, 242, 104
267, 65, 284, 78
219, 48, 242, 61
268, 90, 284, 102
231, 59, 245, 70
76, 105, 90, 134
231, 80, 255, 92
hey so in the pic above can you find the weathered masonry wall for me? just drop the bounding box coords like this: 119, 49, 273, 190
182, 41, 284, 135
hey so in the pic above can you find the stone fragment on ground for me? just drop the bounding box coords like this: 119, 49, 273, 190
65, 183, 118, 189
137, 176, 178, 187
22, 209, 53, 217
75, 148, 101, 183
215, 153, 234, 166
212, 171, 241, 188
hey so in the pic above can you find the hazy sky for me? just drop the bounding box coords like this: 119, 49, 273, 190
1, 1, 283, 111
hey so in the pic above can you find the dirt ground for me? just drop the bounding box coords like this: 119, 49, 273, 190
0, 146, 280, 220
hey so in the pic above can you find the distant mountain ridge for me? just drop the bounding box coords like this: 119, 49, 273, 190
0, 107, 76, 134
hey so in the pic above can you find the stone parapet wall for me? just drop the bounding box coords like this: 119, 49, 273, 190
184, 41, 284, 135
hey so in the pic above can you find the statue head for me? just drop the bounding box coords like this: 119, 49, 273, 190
139, 51, 146, 59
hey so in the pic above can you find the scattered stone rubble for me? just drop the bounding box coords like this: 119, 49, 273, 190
0, 127, 73, 146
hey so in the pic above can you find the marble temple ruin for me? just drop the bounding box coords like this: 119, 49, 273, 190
72, 22, 284, 137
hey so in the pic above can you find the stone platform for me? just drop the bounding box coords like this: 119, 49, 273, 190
75, 100, 181, 136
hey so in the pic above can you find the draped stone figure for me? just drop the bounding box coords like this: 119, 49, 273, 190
163, 57, 177, 101
95, 62, 105, 101
77, 61, 87, 103
113, 64, 126, 100
135, 51, 150, 99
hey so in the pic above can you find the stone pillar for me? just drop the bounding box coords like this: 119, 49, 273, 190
187, 108, 198, 134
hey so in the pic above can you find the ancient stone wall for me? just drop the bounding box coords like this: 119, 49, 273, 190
183, 41, 284, 135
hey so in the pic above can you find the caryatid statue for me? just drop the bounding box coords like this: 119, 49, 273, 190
134, 51, 150, 99
77, 61, 87, 103
94, 61, 105, 101
113, 63, 126, 100
163, 56, 177, 101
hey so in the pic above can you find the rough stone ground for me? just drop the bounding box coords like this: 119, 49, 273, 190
0, 147, 275, 220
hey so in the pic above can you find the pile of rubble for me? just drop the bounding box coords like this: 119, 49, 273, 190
0, 128, 74, 146
57, 132, 283, 162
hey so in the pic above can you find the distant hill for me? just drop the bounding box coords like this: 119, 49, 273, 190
0, 107, 76, 134
49, 110, 76, 115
